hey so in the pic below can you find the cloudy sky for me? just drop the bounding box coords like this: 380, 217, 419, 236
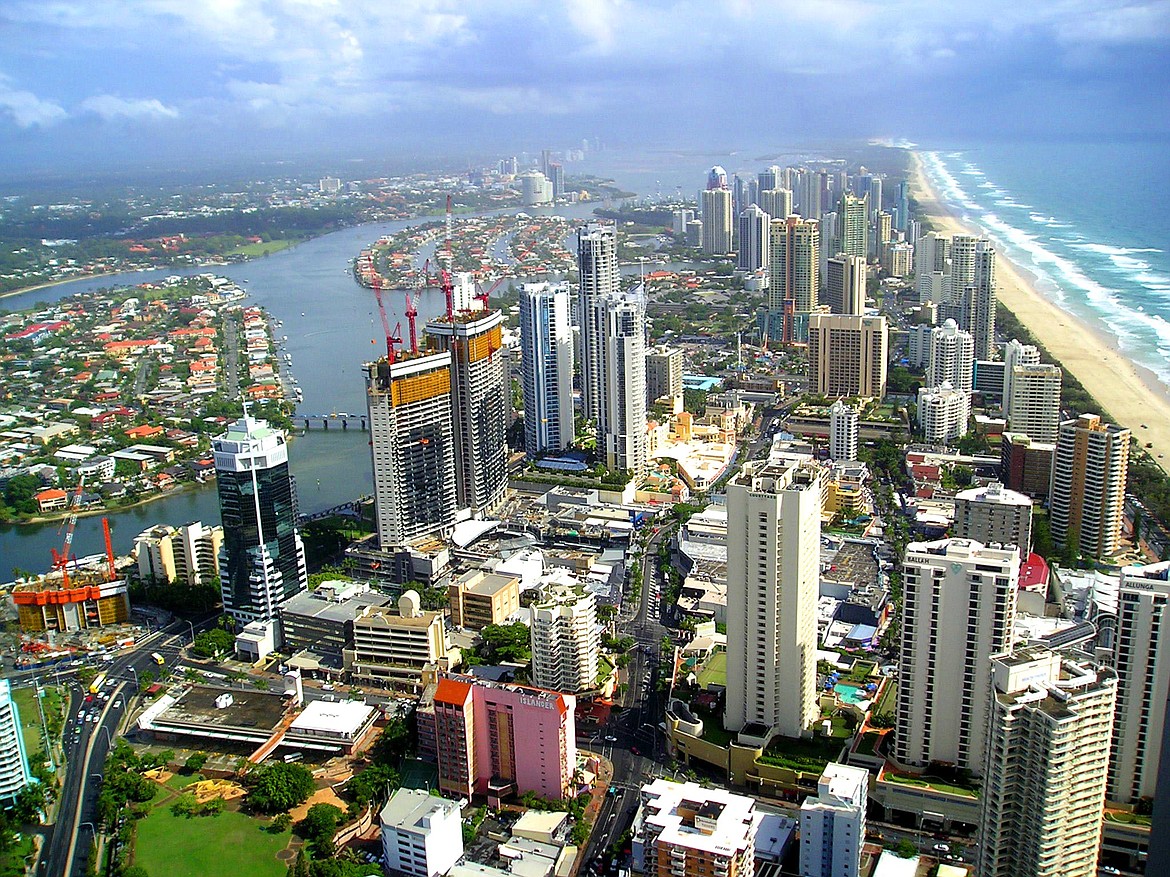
2, 0, 1168, 175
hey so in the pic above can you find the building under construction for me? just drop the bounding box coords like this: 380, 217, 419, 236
13, 573, 131, 632
426, 309, 509, 517
366, 351, 458, 548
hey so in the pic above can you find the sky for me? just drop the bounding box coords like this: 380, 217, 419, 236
1, 0, 1169, 178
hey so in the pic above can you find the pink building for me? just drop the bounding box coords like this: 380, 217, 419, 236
426, 675, 577, 802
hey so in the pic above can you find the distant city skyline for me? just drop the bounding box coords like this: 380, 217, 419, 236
1, 1, 1168, 174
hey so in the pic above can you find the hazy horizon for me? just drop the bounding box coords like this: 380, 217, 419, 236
2, 0, 1168, 181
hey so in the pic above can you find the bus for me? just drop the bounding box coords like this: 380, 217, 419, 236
89, 672, 107, 694
151, 652, 165, 666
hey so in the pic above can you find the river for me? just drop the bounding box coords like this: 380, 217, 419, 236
0, 200, 610, 577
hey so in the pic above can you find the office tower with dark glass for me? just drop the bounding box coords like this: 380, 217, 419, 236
519, 282, 575, 458
736, 203, 770, 272
214, 411, 307, 626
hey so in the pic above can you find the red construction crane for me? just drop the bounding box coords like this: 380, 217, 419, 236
441, 195, 456, 320
365, 254, 402, 362
474, 278, 504, 311
102, 517, 116, 582
50, 474, 86, 588
404, 286, 419, 355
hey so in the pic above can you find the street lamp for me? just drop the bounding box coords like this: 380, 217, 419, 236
186, 620, 196, 643
98, 726, 113, 748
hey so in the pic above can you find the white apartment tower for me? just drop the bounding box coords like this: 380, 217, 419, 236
701, 187, 733, 254
917, 382, 971, 444
599, 290, 648, 475
519, 282, 575, 457
725, 459, 823, 739
915, 231, 950, 304
1005, 363, 1062, 443
1001, 339, 1041, 400
736, 203, 771, 272
837, 193, 868, 260
426, 309, 509, 517
646, 345, 683, 411
1050, 413, 1130, 559
759, 188, 793, 224
979, 647, 1116, 877
529, 580, 600, 693
824, 254, 867, 315
897, 538, 1019, 774
953, 482, 1033, 560
577, 224, 620, 421
380, 787, 464, 877
799, 763, 868, 877
1109, 561, 1170, 804
829, 400, 859, 462
366, 353, 459, 547
0, 679, 31, 807
926, 319, 974, 392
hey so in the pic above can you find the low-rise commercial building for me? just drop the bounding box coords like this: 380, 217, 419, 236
632, 779, 757, 877
348, 590, 449, 690
449, 569, 521, 630
279, 581, 393, 674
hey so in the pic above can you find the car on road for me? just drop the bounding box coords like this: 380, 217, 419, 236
604, 735, 617, 742
932, 843, 950, 853
113, 700, 122, 709
89, 714, 98, 723
84, 695, 94, 703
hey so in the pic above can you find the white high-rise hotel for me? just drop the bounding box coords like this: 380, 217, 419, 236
725, 459, 823, 740
519, 282, 575, 457
799, 763, 868, 877
598, 290, 648, 475
529, 580, 600, 694
896, 538, 1019, 774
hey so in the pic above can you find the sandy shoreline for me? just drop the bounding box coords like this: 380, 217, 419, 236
908, 151, 1170, 468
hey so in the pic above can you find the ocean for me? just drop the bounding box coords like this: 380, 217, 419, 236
918, 140, 1170, 392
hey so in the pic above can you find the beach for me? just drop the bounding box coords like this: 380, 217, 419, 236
909, 151, 1170, 469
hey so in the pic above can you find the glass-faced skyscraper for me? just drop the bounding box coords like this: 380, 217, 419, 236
213, 411, 307, 626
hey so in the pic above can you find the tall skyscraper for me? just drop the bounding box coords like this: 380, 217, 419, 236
894, 180, 909, 232
1109, 561, 1170, 804
519, 282, 575, 457
824, 253, 866, 314
829, 400, 859, 462
914, 231, 950, 303
426, 310, 508, 518
926, 318, 974, 392
953, 482, 1033, 559
598, 290, 648, 475
758, 188, 793, 223
797, 169, 825, 220
736, 204, 770, 272
769, 215, 819, 343
725, 459, 823, 739
366, 353, 458, 547
577, 224, 620, 421
707, 165, 728, 191
806, 314, 888, 400
799, 763, 868, 877
701, 187, 733, 254
214, 411, 307, 627
530, 580, 599, 693
1049, 413, 1130, 559
837, 193, 868, 260
897, 538, 1018, 774
757, 165, 780, 193
979, 647, 1116, 877
0, 679, 31, 807
969, 240, 998, 360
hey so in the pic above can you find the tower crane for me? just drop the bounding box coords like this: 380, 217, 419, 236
364, 254, 402, 362
474, 278, 504, 311
50, 474, 86, 588
441, 195, 456, 320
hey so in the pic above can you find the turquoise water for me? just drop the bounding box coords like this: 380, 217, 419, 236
833, 682, 869, 704
919, 140, 1170, 391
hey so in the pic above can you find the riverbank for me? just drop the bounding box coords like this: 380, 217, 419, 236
909, 151, 1170, 467
0, 270, 125, 302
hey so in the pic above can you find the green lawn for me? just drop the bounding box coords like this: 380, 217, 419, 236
228, 239, 296, 257
758, 735, 842, 773
0, 833, 33, 877
854, 731, 884, 756
883, 772, 979, 799
696, 652, 727, 688
874, 678, 898, 715
134, 805, 291, 877
1105, 810, 1152, 826
10, 686, 47, 757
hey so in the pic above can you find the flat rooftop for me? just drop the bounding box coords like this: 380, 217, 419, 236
288, 699, 377, 737
155, 685, 287, 733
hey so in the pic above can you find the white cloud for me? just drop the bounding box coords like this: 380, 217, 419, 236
0, 77, 68, 128
80, 94, 179, 120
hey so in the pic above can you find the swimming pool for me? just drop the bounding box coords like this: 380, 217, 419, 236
833, 682, 870, 704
